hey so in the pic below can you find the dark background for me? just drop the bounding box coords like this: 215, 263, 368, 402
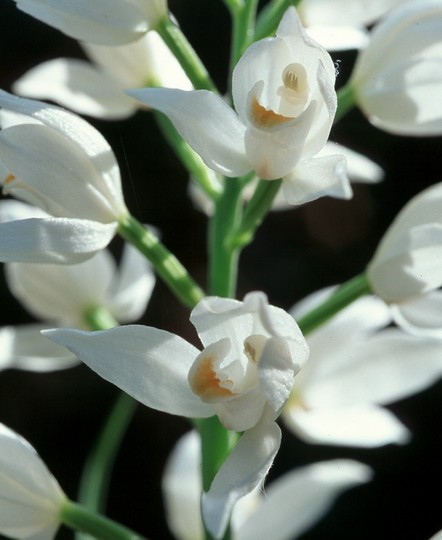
0, 1, 441, 539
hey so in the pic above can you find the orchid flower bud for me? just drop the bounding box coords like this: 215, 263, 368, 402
349, 0, 442, 135
0, 423, 66, 540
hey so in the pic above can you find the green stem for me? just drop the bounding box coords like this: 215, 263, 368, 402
335, 82, 357, 124
194, 417, 239, 492
61, 501, 147, 540
229, 0, 260, 75
118, 214, 205, 309
202, 176, 247, 539
254, 0, 302, 40
229, 179, 282, 249
76, 393, 138, 540
208, 180, 243, 297
154, 112, 222, 202
83, 305, 119, 331
156, 16, 217, 92
297, 273, 372, 335
222, 0, 243, 14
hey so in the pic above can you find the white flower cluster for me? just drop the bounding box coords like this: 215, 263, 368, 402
0, 1, 442, 540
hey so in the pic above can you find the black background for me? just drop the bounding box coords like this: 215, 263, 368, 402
0, 1, 441, 539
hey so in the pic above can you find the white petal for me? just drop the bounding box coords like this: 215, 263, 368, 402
0, 90, 127, 216
368, 183, 442, 301
319, 142, 384, 183
104, 243, 155, 323
258, 337, 298, 415
305, 329, 442, 408
352, 0, 442, 135
0, 217, 117, 263
368, 223, 442, 302
162, 431, 204, 540
0, 325, 79, 372
284, 404, 410, 447
13, 0, 152, 45
191, 292, 305, 350
358, 58, 442, 135
244, 100, 318, 180
0, 124, 121, 222
306, 25, 369, 51
214, 389, 268, 433
13, 58, 137, 119
391, 291, 442, 336
0, 199, 49, 221
202, 421, 281, 539
5, 251, 116, 326
376, 182, 442, 243
299, 0, 405, 27
291, 292, 391, 387
43, 326, 213, 419
232, 34, 292, 123
238, 459, 372, 540
128, 88, 250, 177
0, 423, 65, 540
162, 430, 261, 540
83, 31, 192, 90
282, 153, 351, 205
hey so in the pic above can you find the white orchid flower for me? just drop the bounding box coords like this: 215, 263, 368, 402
349, 0, 442, 135
297, 0, 408, 51
13, 31, 192, 120
129, 7, 349, 206
283, 288, 442, 447
44, 291, 309, 538
163, 430, 372, 540
190, 141, 383, 215
0, 423, 66, 540
367, 182, 442, 334
0, 200, 154, 372
0, 91, 129, 263
12, 0, 168, 46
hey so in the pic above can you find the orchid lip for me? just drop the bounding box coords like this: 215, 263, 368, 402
250, 96, 293, 129
2, 173, 16, 187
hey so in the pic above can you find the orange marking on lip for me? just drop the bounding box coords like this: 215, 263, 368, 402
189, 356, 235, 402
251, 97, 292, 128
3, 173, 16, 186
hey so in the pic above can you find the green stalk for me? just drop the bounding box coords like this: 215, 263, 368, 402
297, 273, 372, 335
118, 214, 205, 309
61, 501, 147, 540
229, 0, 260, 75
208, 180, 244, 297
201, 174, 247, 540
254, 0, 302, 40
153, 111, 222, 202
335, 82, 357, 124
229, 179, 282, 249
83, 305, 119, 331
222, 0, 243, 14
76, 393, 138, 540
156, 16, 217, 92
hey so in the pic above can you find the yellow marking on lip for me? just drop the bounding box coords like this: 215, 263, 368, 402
3, 173, 16, 186
251, 96, 293, 128
189, 356, 235, 402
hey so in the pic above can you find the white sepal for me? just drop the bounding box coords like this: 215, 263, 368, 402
202, 420, 281, 539
0, 423, 66, 540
